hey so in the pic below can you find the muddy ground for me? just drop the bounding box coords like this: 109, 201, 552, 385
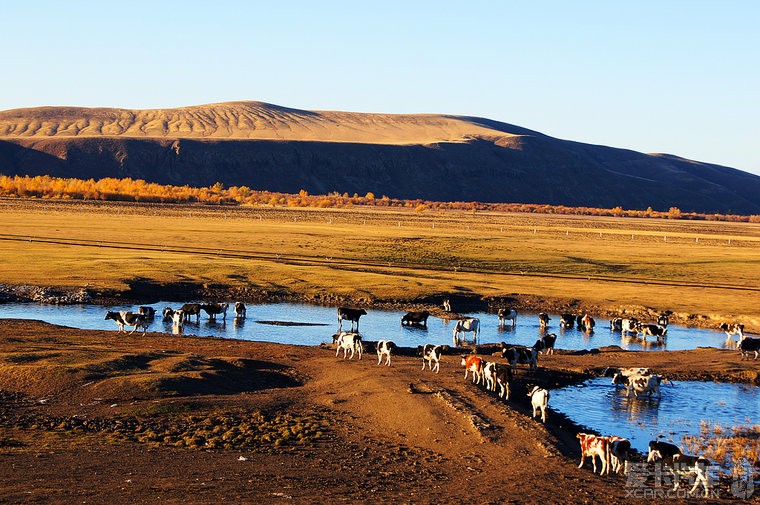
0, 319, 758, 504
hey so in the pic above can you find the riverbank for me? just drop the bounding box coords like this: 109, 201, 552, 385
0, 319, 757, 503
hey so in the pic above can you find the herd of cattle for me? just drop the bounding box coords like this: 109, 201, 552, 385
100, 301, 756, 494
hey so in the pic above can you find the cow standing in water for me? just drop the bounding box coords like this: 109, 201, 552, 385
453, 318, 480, 346
338, 307, 367, 332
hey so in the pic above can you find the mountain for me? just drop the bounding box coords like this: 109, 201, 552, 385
1, 101, 758, 214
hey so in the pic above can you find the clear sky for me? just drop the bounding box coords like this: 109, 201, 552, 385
2, 1, 758, 175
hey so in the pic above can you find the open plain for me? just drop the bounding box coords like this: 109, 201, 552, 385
1, 199, 759, 503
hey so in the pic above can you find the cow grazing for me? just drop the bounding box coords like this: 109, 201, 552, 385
533, 333, 557, 355
720, 322, 745, 340
201, 302, 229, 320
609, 318, 623, 331
234, 301, 246, 319
615, 373, 662, 398
620, 318, 639, 335
500, 343, 538, 371
576, 433, 609, 475
637, 322, 667, 340
497, 308, 517, 326
607, 436, 631, 475
559, 314, 576, 328
657, 313, 670, 327
104, 311, 149, 334
671, 453, 711, 496
453, 318, 480, 346
180, 303, 202, 323
338, 307, 367, 332
647, 440, 682, 464
738, 336, 760, 360
333, 332, 363, 360
401, 310, 429, 327
579, 314, 595, 332
461, 355, 484, 385
538, 312, 550, 328
138, 306, 156, 320
421, 344, 442, 373
527, 386, 549, 423
376, 340, 396, 366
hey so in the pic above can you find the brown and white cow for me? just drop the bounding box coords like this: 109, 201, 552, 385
338, 307, 367, 332
376, 340, 396, 366
579, 314, 595, 332
720, 322, 745, 340
461, 355, 484, 385
576, 433, 609, 474
421, 344, 442, 373
104, 311, 149, 335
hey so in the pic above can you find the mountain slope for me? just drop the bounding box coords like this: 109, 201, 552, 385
0, 101, 758, 214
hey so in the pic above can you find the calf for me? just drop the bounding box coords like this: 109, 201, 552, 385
104, 311, 149, 335
576, 433, 609, 474
647, 440, 682, 464
671, 453, 711, 496
637, 322, 667, 339
234, 301, 246, 319
180, 303, 202, 323
453, 318, 480, 346
533, 333, 557, 355
720, 322, 745, 340
497, 308, 517, 326
559, 313, 575, 328
461, 355, 484, 385
538, 312, 550, 328
201, 302, 229, 320
333, 332, 363, 360
500, 343, 538, 371
607, 436, 631, 475
376, 340, 396, 366
527, 386, 549, 423
338, 307, 367, 332
401, 310, 429, 327
138, 306, 156, 320
738, 335, 760, 360
421, 344, 442, 373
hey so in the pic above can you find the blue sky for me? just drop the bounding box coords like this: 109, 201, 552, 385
2, 1, 759, 175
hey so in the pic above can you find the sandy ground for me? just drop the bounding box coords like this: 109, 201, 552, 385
0, 319, 758, 504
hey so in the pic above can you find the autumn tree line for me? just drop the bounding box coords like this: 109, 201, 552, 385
0, 174, 758, 223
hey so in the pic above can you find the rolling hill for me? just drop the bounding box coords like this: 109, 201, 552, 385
1, 101, 758, 214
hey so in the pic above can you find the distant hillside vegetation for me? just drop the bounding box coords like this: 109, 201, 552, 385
0, 101, 758, 214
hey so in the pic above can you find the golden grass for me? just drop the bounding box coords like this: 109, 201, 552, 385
0, 200, 758, 325
683, 422, 760, 473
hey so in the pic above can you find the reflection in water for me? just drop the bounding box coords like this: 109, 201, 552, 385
551, 378, 760, 455
621, 335, 667, 350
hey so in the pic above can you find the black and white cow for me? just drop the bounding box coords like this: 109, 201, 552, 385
738, 336, 760, 360
719, 322, 745, 340
376, 340, 396, 366
607, 436, 631, 475
671, 453, 711, 496
401, 310, 429, 327
637, 323, 667, 340
657, 313, 670, 327
533, 333, 557, 355
138, 306, 156, 320
421, 344, 442, 373
494, 364, 512, 399
621, 318, 639, 335
609, 317, 623, 331
180, 303, 202, 323
579, 314, 595, 332
614, 373, 662, 398
497, 308, 517, 326
559, 314, 576, 328
234, 301, 246, 319
162, 307, 176, 322
338, 307, 367, 332
333, 332, 363, 360
453, 318, 480, 346
538, 312, 550, 328
104, 311, 149, 334
500, 342, 538, 371
647, 440, 682, 464
201, 302, 229, 320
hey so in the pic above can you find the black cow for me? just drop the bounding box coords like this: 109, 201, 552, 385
401, 310, 430, 327
559, 314, 576, 328
533, 333, 557, 355
738, 336, 760, 360
338, 307, 367, 331
647, 440, 682, 464
180, 303, 202, 323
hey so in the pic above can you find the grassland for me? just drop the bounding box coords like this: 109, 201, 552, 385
0, 198, 758, 330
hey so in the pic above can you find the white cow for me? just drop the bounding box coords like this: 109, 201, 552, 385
333, 332, 363, 360
453, 318, 480, 346
527, 386, 549, 423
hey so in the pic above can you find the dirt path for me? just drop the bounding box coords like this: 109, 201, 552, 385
0, 320, 757, 503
